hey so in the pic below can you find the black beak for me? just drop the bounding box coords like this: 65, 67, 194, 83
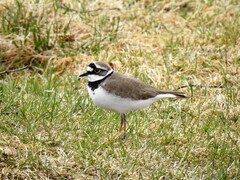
79, 72, 89, 77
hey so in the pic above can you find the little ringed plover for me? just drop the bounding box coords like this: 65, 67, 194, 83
80, 62, 187, 136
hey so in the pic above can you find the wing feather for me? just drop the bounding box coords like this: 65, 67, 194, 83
101, 72, 187, 100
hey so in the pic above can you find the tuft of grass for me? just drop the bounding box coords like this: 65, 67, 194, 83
0, 0, 240, 179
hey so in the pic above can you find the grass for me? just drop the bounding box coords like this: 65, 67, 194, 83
0, 0, 240, 179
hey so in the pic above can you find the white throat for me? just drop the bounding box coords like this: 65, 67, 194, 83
88, 69, 113, 82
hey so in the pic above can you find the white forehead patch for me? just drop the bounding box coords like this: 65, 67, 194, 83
87, 66, 93, 72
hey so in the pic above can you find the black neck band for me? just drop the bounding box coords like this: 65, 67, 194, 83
88, 71, 113, 91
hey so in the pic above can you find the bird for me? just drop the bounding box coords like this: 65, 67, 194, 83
80, 61, 187, 137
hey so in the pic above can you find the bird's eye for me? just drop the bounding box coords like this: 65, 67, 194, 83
94, 69, 102, 73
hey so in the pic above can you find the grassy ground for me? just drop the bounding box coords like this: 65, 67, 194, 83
0, 0, 240, 179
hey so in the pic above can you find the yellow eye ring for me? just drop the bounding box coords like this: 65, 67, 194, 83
94, 69, 101, 73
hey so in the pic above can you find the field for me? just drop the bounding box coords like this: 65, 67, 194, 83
0, 0, 240, 179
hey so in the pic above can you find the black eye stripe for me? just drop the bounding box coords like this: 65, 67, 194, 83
95, 68, 106, 72
94, 68, 102, 72
88, 68, 106, 75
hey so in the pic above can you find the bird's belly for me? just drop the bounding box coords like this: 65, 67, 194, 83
87, 86, 157, 113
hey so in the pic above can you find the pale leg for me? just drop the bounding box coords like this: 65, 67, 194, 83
119, 113, 126, 139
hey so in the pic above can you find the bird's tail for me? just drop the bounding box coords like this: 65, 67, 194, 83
157, 90, 187, 99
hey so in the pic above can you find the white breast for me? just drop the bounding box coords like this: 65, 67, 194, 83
87, 86, 159, 114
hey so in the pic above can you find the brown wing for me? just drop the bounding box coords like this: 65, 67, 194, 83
101, 72, 187, 100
